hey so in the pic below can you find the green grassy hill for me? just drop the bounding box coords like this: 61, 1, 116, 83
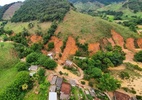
56, 10, 138, 43
0, 42, 19, 93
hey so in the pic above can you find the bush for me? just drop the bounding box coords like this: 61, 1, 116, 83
81, 81, 85, 85
37, 68, 46, 83
43, 59, 57, 70
134, 51, 142, 62
0, 71, 31, 100
26, 52, 40, 64
15, 62, 29, 71
48, 42, 54, 51
119, 71, 130, 79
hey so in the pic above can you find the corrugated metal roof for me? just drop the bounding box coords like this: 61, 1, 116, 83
49, 92, 57, 100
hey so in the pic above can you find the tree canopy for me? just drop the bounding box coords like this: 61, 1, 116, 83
11, 0, 70, 22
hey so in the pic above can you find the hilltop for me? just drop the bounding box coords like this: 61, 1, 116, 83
11, 0, 70, 22
2, 2, 23, 20
56, 10, 138, 43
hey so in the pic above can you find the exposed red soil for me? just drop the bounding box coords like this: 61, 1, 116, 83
30, 35, 42, 44
61, 36, 78, 61
41, 50, 47, 55
50, 36, 63, 54
107, 38, 115, 47
88, 43, 100, 55
111, 30, 124, 48
125, 38, 135, 52
137, 38, 142, 48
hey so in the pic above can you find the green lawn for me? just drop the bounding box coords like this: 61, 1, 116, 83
4, 21, 51, 34
0, 42, 19, 93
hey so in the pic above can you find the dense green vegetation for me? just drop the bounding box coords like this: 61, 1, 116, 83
0, 71, 31, 100
74, 46, 125, 79
97, 73, 121, 91
134, 51, 142, 62
11, 0, 70, 22
26, 52, 57, 70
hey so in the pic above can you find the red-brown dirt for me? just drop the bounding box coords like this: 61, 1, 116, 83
125, 38, 135, 52
88, 43, 100, 55
50, 36, 63, 53
111, 30, 124, 48
30, 35, 42, 44
41, 50, 47, 55
61, 36, 78, 61
137, 38, 142, 48
107, 38, 115, 47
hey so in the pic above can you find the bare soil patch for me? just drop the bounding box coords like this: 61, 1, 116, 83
125, 38, 135, 52
61, 36, 78, 61
30, 35, 42, 44
88, 43, 100, 55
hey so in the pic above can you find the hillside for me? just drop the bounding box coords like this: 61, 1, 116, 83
0, 3, 15, 20
11, 0, 70, 22
2, 2, 23, 20
56, 10, 138, 43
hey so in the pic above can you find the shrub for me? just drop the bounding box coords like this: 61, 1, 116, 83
15, 62, 29, 71
81, 81, 85, 85
26, 52, 40, 64
134, 51, 142, 62
119, 71, 130, 79
48, 42, 54, 51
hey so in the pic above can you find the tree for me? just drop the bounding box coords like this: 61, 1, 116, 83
48, 42, 54, 51
90, 68, 102, 78
15, 62, 29, 71
26, 52, 40, 64
97, 73, 121, 91
134, 51, 142, 62
43, 59, 57, 69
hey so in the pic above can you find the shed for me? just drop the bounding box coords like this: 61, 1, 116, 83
50, 85, 56, 92
65, 60, 73, 67
56, 77, 63, 90
60, 82, 71, 100
49, 92, 57, 100
28, 65, 38, 71
89, 88, 96, 97
51, 76, 57, 85
69, 79, 76, 87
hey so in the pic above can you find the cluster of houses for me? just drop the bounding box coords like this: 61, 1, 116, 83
49, 75, 74, 100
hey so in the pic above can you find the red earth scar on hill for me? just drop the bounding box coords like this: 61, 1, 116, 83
61, 36, 78, 61
137, 38, 142, 48
30, 35, 42, 44
125, 38, 135, 52
88, 43, 100, 55
111, 30, 124, 49
107, 38, 115, 47
50, 36, 63, 58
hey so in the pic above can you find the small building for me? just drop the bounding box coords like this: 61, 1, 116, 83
49, 92, 57, 100
50, 85, 56, 92
28, 65, 38, 71
60, 82, 71, 100
89, 88, 96, 97
65, 60, 73, 67
85, 89, 90, 95
56, 77, 63, 90
114, 91, 131, 100
47, 52, 54, 59
51, 76, 57, 85
69, 79, 76, 87
29, 72, 36, 77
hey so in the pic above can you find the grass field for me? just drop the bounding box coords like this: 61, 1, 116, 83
0, 42, 19, 93
56, 10, 138, 43
4, 21, 52, 34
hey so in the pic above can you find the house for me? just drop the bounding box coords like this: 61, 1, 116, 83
49, 92, 57, 100
29, 72, 36, 77
60, 82, 71, 100
51, 76, 57, 85
89, 88, 96, 97
56, 77, 63, 90
47, 52, 54, 59
114, 91, 131, 100
49, 85, 56, 92
28, 65, 38, 71
69, 79, 76, 87
65, 60, 73, 67
85, 89, 90, 95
